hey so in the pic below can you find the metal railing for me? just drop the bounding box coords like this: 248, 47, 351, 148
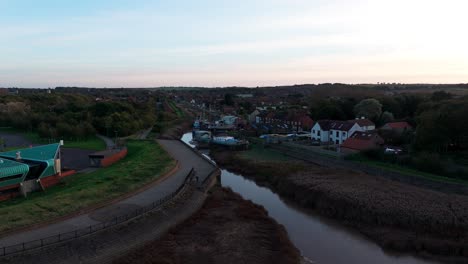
1, 168, 196, 257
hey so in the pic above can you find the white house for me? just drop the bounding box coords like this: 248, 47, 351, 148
329, 121, 364, 145
311, 120, 364, 145
311, 120, 331, 142
248, 110, 260, 123
348, 118, 375, 131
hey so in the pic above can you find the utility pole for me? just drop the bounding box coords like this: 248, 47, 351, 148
114, 130, 118, 149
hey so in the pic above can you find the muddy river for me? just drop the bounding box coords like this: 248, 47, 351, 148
181, 133, 437, 264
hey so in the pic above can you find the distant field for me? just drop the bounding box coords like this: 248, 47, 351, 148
0, 127, 106, 151
168, 101, 184, 118
239, 143, 294, 162
0, 140, 175, 233
352, 158, 468, 185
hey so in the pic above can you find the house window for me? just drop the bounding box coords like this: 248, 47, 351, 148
335, 131, 339, 137
342, 132, 346, 137
318, 130, 321, 136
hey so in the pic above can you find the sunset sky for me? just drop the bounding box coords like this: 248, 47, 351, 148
1, 0, 468, 88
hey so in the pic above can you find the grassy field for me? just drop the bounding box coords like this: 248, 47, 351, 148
239, 143, 294, 162
0, 140, 175, 233
60, 137, 106, 150
0, 127, 106, 151
351, 156, 468, 185
168, 101, 184, 118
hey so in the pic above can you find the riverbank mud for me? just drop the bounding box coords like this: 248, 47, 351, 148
212, 149, 468, 263
114, 187, 301, 264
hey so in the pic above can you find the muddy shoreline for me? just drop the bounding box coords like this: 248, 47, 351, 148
114, 187, 302, 264
212, 149, 468, 263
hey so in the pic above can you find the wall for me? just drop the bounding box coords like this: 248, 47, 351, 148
40, 170, 77, 189
100, 148, 128, 168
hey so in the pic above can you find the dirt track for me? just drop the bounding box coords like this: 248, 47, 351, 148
212, 149, 468, 262
113, 187, 301, 264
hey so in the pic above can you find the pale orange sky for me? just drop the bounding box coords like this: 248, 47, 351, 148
1, 0, 467, 87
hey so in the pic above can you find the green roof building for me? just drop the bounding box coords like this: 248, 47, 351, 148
0, 143, 61, 189
0, 158, 30, 188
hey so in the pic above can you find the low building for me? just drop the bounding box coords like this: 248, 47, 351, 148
0, 143, 75, 200
329, 121, 363, 145
381, 121, 412, 134
312, 120, 364, 145
348, 118, 375, 131
89, 148, 128, 168
248, 109, 260, 123
341, 131, 384, 154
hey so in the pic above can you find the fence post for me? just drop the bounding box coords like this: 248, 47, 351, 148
22, 242, 25, 251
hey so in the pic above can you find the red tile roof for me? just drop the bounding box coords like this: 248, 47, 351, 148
384, 122, 412, 129
341, 131, 384, 151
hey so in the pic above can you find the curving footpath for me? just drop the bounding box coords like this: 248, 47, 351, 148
0, 139, 218, 263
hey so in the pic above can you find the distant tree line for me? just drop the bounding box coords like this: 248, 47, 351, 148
0, 93, 159, 139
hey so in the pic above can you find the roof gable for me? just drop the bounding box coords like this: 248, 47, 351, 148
348, 119, 375, 127
0, 143, 60, 162
384, 122, 412, 129
330, 121, 355, 131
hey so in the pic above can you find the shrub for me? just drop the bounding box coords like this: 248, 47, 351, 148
412, 152, 445, 175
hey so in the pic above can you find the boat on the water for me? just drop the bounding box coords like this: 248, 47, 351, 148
192, 130, 212, 143
212, 136, 249, 149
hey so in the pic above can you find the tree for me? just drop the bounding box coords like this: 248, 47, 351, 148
431, 91, 452, 102
223, 93, 234, 106
354, 98, 382, 122
380, 111, 394, 125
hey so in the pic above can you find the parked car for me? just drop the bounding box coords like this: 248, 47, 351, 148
384, 147, 403, 155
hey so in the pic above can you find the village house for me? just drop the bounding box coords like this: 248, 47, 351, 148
340, 131, 384, 154
248, 109, 260, 123
329, 121, 363, 145
311, 120, 364, 145
255, 110, 313, 132
381, 121, 412, 134
311, 120, 331, 142
348, 118, 375, 131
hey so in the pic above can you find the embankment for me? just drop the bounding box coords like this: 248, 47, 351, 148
212, 150, 468, 263
114, 186, 301, 264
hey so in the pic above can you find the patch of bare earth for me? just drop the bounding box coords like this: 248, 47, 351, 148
212, 149, 468, 262
113, 187, 301, 264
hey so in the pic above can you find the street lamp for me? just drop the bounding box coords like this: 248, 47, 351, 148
114, 130, 118, 148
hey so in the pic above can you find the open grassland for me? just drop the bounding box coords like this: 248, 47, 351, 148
168, 101, 185, 118
0, 127, 106, 151
239, 143, 295, 162
0, 140, 175, 234
355, 158, 468, 184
